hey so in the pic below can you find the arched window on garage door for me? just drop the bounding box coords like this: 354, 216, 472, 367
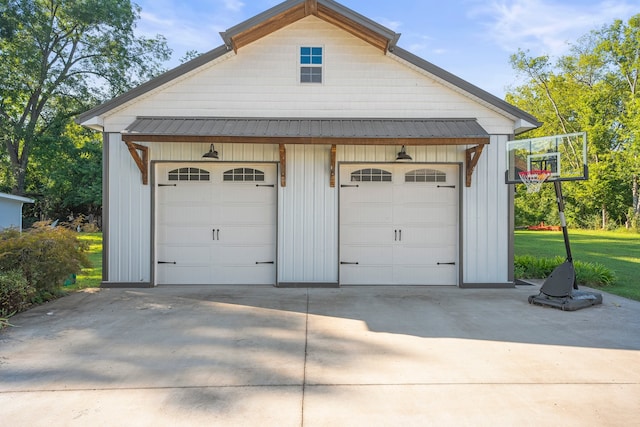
223, 168, 265, 182
168, 167, 210, 181
405, 168, 447, 183
351, 168, 392, 182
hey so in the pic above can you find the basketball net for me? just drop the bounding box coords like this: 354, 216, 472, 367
519, 170, 552, 193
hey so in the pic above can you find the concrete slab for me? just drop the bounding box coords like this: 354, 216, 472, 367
1, 284, 639, 426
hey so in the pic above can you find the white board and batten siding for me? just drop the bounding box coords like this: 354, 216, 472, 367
101, 15, 516, 286
106, 137, 509, 285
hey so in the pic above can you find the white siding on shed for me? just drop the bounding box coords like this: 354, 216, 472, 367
101, 16, 514, 135
278, 144, 338, 283
105, 133, 151, 284
462, 135, 511, 284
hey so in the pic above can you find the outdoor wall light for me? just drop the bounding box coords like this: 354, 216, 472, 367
202, 144, 219, 159
396, 146, 412, 161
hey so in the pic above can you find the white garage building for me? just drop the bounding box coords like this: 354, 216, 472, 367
77, 0, 539, 288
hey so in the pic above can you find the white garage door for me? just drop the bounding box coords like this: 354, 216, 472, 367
155, 163, 277, 285
340, 164, 459, 285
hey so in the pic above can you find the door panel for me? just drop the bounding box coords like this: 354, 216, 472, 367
340, 164, 459, 285
156, 163, 276, 285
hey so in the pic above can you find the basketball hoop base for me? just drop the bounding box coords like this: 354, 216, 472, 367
529, 290, 603, 311
528, 261, 602, 311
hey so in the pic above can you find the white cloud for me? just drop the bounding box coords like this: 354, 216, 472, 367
376, 18, 403, 32
223, 0, 245, 12
469, 0, 638, 56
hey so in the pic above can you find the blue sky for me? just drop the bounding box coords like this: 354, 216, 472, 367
134, 0, 638, 98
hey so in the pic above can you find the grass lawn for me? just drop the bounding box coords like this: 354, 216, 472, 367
69, 232, 102, 290
515, 229, 640, 301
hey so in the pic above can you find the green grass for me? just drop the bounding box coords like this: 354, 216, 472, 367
515, 229, 640, 301
69, 233, 102, 290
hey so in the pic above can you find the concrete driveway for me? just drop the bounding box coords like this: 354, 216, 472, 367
1, 284, 639, 426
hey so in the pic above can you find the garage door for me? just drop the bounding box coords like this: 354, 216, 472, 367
339, 164, 459, 285
155, 163, 277, 285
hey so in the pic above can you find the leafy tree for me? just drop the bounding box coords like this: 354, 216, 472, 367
25, 119, 101, 224
0, 0, 171, 196
507, 14, 640, 229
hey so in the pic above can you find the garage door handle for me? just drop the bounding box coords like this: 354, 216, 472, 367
158, 261, 177, 265
256, 261, 275, 264
437, 262, 456, 265
256, 184, 275, 187
341, 184, 359, 188
437, 185, 456, 189
340, 262, 359, 265
213, 229, 220, 240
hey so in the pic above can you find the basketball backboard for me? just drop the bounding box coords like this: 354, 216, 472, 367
505, 132, 588, 184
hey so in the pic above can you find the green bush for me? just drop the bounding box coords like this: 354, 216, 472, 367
515, 255, 616, 287
0, 270, 34, 318
0, 223, 90, 302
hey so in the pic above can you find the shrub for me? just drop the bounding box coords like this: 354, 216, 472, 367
515, 255, 616, 288
0, 270, 34, 318
0, 223, 90, 301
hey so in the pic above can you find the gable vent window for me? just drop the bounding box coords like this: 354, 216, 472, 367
223, 168, 265, 182
168, 167, 210, 181
351, 168, 392, 182
300, 47, 323, 83
405, 168, 447, 183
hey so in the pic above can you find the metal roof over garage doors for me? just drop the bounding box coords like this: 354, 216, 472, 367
122, 117, 490, 146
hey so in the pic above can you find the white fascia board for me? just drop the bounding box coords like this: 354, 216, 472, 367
79, 116, 104, 131
514, 119, 539, 135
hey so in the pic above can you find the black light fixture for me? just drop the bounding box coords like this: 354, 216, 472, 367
396, 145, 412, 161
202, 144, 219, 159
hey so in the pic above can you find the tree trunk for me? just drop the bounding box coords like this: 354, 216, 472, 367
633, 174, 639, 216
602, 205, 607, 229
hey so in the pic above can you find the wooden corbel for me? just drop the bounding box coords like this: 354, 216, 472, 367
465, 145, 484, 188
279, 144, 286, 187
125, 141, 149, 185
330, 145, 336, 188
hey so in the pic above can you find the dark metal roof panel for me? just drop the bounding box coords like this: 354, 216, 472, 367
124, 117, 489, 139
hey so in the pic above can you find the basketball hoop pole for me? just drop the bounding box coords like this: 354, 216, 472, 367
554, 181, 575, 271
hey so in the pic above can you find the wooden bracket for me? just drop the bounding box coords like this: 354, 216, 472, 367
465, 145, 484, 187
125, 141, 149, 185
330, 145, 336, 188
279, 144, 286, 187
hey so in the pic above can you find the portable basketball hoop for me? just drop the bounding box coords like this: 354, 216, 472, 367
518, 170, 551, 193
506, 132, 602, 311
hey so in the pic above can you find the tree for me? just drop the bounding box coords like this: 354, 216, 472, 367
0, 0, 171, 196
507, 14, 640, 229
25, 118, 102, 225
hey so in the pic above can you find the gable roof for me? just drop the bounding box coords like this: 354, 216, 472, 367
76, 0, 540, 131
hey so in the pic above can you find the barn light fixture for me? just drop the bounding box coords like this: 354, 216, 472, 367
396, 146, 412, 161
202, 144, 219, 159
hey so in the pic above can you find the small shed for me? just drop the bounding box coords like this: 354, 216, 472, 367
0, 193, 34, 231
